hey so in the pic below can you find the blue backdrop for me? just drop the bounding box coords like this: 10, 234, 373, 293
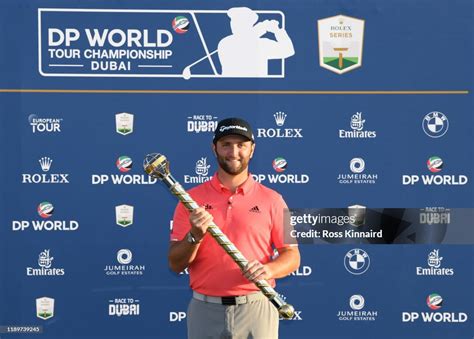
0, 0, 473, 338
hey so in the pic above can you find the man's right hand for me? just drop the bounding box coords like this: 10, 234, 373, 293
189, 207, 213, 242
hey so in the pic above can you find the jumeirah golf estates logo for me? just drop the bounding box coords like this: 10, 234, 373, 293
317, 15, 365, 74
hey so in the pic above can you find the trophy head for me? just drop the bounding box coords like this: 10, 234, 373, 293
143, 153, 170, 180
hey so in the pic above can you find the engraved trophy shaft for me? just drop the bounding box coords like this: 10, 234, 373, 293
143, 153, 295, 319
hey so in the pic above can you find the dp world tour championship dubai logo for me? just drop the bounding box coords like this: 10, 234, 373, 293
38, 7, 294, 79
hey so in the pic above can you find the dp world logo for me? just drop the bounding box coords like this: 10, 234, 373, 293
422, 112, 449, 138
172, 16, 190, 34
426, 293, 443, 310
427, 156, 443, 173
116, 156, 133, 172
344, 248, 370, 275
272, 157, 287, 172
37, 202, 54, 218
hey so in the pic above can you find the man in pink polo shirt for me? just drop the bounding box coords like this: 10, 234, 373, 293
169, 117, 300, 338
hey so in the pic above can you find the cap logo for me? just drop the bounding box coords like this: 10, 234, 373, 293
219, 125, 248, 132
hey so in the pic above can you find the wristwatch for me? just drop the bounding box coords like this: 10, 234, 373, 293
186, 231, 200, 244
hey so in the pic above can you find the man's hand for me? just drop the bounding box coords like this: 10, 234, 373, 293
242, 260, 273, 283
189, 207, 213, 242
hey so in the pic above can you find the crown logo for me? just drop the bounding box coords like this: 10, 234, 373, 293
39, 157, 53, 172
274, 112, 287, 126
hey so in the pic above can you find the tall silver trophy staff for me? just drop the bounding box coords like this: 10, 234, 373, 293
143, 151, 295, 319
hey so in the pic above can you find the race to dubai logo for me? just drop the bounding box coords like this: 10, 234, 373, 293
109, 298, 141, 317
317, 15, 365, 74
422, 112, 449, 138
419, 207, 451, 225
115, 113, 134, 135
115, 205, 134, 227
187, 115, 219, 133
38, 7, 294, 78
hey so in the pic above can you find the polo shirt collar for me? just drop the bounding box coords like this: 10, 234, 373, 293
210, 172, 255, 195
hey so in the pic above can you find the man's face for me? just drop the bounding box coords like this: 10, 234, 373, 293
213, 135, 255, 175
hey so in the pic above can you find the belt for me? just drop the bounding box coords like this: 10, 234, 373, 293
193, 291, 263, 306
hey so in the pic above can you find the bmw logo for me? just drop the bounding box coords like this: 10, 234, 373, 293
422, 111, 449, 138
344, 248, 370, 275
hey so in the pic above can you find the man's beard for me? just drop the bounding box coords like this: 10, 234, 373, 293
216, 154, 250, 175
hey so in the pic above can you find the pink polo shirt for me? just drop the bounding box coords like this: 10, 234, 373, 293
171, 173, 291, 296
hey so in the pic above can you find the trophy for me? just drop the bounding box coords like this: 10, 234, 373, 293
143, 153, 295, 319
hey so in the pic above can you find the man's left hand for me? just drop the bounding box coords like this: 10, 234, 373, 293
242, 260, 273, 283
